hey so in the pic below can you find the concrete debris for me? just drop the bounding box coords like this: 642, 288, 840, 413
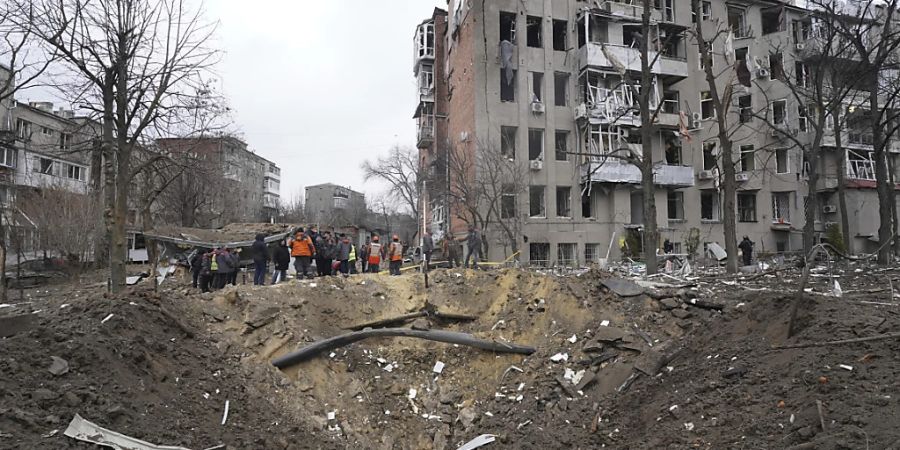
550, 353, 569, 362
457, 434, 496, 450
64, 414, 192, 450
0, 314, 36, 338
47, 356, 69, 376
433, 361, 445, 374
600, 278, 645, 297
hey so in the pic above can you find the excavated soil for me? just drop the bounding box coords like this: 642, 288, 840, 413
1, 262, 899, 449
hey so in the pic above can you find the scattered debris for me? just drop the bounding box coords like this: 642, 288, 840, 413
64, 414, 192, 450
47, 356, 69, 376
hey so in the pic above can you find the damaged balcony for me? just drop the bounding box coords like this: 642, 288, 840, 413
582, 159, 694, 187
578, 43, 688, 78
413, 21, 435, 74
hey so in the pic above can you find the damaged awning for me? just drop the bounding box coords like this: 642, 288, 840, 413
139, 223, 299, 250
141, 229, 294, 249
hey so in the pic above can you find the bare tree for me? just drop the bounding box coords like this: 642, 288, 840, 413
18, 0, 219, 291
17, 186, 100, 269
362, 145, 421, 241
278, 190, 306, 224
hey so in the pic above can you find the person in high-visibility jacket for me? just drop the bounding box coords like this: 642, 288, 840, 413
367, 235, 385, 273
388, 234, 404, 276
289, 228, 315, 279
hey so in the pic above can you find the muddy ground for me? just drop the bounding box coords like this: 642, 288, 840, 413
1, 261, 898, 449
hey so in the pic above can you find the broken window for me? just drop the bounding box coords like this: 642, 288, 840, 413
662, 91, 679, 114
500, 126, 517, 159
700, 190, 721, 221
41, 126, 54, 136
552, 19, 567, 51
500, 11, 516, 42
585, 243, 600, 262
0, 147, 15, 168
776, 148, 790, 173
529, 242, 550, 266
667, 191, 684, 220
66, 165, 84, 181
664, 133, 681, 164
692, 0, 712, 22
661, 0, 675, 22
556, 186, 571, 217
36, 157, 54, 175
792, 19, 811, 42
528, 128, 544, 160
501, 185, 516, 219
16, 118, 31, 139
531, 72, 543, 103
555, 130, 569, 161
795, 62, 809, 88
798, 105, 809, 132
740, 145, 755, 172
623, 25, 641, 48
582, 191, 593, 218
738, 192, 757, 222
735, 47, 751, 87
529, 185, 545, 217
703, 140, 717, 170
500, 69, 516, 102
761, 7, 784, 35
59, 133, 71, 151
769, 53, 785, 80
738, 95, 752, 123
660, 29, 683, 58
772, 99, 787, 126
728, 6, 749, 38
699, 43, 714, 70
419, 64, 434, 95
526, 15, 542, 48
772, 192, 791, 223
554, 72, 568, 106
558, 243, 576, 266
701, 91, 714, 119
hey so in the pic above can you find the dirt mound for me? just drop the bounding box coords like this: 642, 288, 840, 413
0, 283, 328, 449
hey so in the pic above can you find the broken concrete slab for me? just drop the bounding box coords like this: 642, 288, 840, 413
633, 349, 665, 376
64, 414, 193, 450
600, 278, 645, 297
48, 356, 69, 376
593, 327, 627, 342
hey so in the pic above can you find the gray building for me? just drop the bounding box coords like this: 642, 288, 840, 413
305, 183, 367, 227
415, 0, 900, 266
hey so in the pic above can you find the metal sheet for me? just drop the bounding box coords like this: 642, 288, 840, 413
600, 278, 645, 297
64, 414, 193, 450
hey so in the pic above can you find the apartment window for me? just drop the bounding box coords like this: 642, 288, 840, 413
555, 131, 569, 161
556, 186, 571, 217
582, 191, 593, 218
558, 243, 576, 267
798, 105, 809, 132
585, 243, 600, 263
530, 243, 550, 266
667, 191, 684, 221
795, 62, 810, 88
695, 1, 712, 21
500, 11, 517, 42
792, 19, 811, 42
529, 186, 545, 217
554, 72, 568, 106
531, 72, 543, 103
623, 25, 641, 48
769, 53, 785, 80
528, 128, 544, 160
738, 192, 758, 222
526, 16, 542, 48
701, 91, 714, 119
501, 185, 516, 219
661, 0, 675, 22
738, 95, 752, 123
772, 192, 791, 223
699, 43, 714, 70
700, 190, 720, 221
776, 148, 790, 173
772, 100, 787, 126
36, 157, 55, 175
703, 140, 717, 170
15, 119, 31, 139
664, 134, 681, 165
59, 133, 71, 151
552, 20, 567, 51
728, 6, 749, 38
761, 8, 784, 34
739, 145, 755, 172
41, 126, 54, 136
662, 91, 679, 114
0, 147, 15, 168
501, 69, 516, 102
501, 126, 517, 159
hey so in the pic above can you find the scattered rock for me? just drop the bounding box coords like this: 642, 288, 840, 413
671, 309, 692, 319
660, 298, 680, 310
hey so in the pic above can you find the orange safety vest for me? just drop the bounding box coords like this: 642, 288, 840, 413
291, 236, 314, 257
389, 242, 403, 261
368, 242, 382, 264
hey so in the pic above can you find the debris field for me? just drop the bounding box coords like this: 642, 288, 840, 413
1, 262, 899, 449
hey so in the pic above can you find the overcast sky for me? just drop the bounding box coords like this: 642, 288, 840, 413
204, 0, 445, 204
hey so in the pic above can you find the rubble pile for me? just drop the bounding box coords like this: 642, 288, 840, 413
1, 261, 898, 449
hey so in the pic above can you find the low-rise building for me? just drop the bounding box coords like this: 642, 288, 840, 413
305, 183, 367, 228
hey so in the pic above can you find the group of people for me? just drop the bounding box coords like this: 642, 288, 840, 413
662, 236, 755, 265
189, 247, 242, 293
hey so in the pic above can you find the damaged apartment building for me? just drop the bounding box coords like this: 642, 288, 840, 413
414, 0, 900, 266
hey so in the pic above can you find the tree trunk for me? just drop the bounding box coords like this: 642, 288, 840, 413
639, 0, 658, 275
871, 90, 893, 265
0, 226, 6, 304
834, 108, 852, 253
802, 130, 824, 255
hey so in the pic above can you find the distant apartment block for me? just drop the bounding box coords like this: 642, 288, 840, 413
415, 0, 900, 266
305, 183, 366, 227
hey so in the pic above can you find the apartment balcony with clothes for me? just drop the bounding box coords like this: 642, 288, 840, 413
413, 21, 435, 74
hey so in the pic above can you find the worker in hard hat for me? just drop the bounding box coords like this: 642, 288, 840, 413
367, 235, 385, 273
388, 234, 404, 276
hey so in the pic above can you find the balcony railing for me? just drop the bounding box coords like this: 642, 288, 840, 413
582, 159, 694, 186
847, 159, 876, 181
417, 118, 435, 148
578, 43, 688, 78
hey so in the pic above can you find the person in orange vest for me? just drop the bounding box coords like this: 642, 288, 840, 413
388, 234, 404, 276
289, 227, 316, 279
367, 235, 386, 273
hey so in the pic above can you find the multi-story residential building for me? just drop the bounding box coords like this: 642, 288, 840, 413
305, 183, 367, 227
415, 0, 900, 266
157, 136, 280, 227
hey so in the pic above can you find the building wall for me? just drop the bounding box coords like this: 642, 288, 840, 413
423, 0, 900, 265
305, 183, 367, 227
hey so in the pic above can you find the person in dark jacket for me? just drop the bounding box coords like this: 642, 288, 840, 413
272, 240, 291, 284
251, 233, 269, 285
215, 247, 235, 288
422, 231, 434, 272
228, 249, 240, 285
464, 226, 481, 269
189, 249, 203, 288
199, 250, 213, 293
739, 236, 754, 266
315, 231, 336, 276
336, 234, 352, 276
360, 236, 370, 273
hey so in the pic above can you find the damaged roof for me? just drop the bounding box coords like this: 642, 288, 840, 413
142, 223, 299, 248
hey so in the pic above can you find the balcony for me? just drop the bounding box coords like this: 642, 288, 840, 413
582, 160, 694, 187
413, 22, 435, 74
847, 159, 876, 181
590, 1, 662, 22
417, 118, 435, 148
578, 43, 688, 78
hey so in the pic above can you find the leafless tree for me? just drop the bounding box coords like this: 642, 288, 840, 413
17, 0, 220, 292
17, 186, 100, 269
277, 190, 306, 224
362, 145, 421, 241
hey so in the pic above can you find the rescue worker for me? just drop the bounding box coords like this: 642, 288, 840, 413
360, 236, 371, 273
289, 228, 315, 279
215, 247, 234, 288
316, 230, 336, 277
348, 241, 358, 274
739, 236, 755, 266
422, 231, 434, 272
272, 239, 291, 284
336, 234, 352, 276
388, 234, 404, 276
228, 248, 240, 286
209, 248, 220, 290
368, 235, 385, 273
251, 233, 269, 285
